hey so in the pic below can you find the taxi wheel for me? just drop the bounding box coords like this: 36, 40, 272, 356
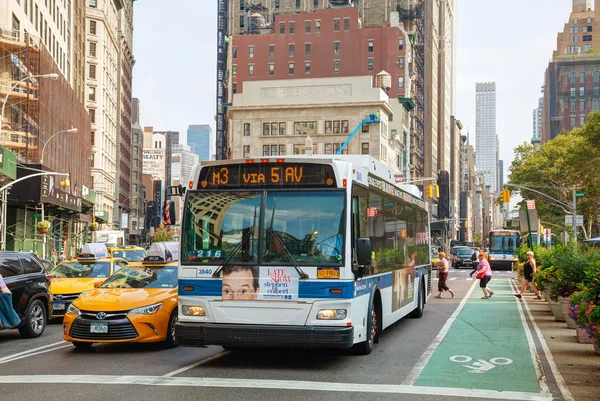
72, 341, 93, 350
163, 310, 179, 349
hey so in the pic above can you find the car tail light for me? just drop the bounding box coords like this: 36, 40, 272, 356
46, 274, 54, 281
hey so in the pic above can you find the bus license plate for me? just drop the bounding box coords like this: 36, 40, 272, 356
317, 268, 340, 279
90, 323, 108, 334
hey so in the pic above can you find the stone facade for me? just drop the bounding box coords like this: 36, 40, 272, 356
228, 76, 407, 172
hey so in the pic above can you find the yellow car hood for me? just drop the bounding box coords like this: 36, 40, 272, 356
73, 288, 177, 312
50, 278, 105, 295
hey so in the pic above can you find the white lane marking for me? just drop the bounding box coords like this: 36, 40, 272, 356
514, 281, 575, 401
0, 375, 554, 400
466, 278, 473, 281
162, 350, 229, 377
0, 344, 72, 365
510, 280, 550, 394
0, 341, 67, 363
449, 277, 457, 281
403, 279, 479, 386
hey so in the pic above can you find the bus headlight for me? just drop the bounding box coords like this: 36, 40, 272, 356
182, 305, 206, 316
317, 309, 347, 320
489, 256, 496, 260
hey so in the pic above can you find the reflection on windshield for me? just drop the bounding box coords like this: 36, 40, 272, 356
112, 250, 146, 262
182, 192, 261, 264
101, 267, 178, 289
52, 261, 111, 278
490, 235, 518, 252
263, 191, 344, 266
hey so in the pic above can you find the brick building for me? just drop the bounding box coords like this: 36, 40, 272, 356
230, 7, 408, 99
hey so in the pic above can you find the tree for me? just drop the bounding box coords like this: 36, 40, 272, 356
508, 112, 600, 238
152, 227, 174, 242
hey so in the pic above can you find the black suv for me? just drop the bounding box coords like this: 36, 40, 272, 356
0, 252, 52, 338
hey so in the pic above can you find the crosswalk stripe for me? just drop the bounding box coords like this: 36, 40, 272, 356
449, 277, 457, 280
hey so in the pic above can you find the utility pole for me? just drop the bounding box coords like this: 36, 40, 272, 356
572, 186, 577, 245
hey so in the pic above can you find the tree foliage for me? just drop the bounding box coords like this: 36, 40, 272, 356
508, 112, 600, 238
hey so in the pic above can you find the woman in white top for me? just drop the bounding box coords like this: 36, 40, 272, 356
435, 252, 455, 298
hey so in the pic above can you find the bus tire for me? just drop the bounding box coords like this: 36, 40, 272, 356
353, 288, 380, 355
409, 282, 425, 318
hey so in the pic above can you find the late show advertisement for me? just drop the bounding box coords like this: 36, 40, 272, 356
392, 267, 415, 312
222, 266, 299, 301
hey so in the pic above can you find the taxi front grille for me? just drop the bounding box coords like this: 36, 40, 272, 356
69, 317, 138, 340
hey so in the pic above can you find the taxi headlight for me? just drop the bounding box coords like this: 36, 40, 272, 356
317, 309, 347, 320
128, 302, 163, 315
66, 304, 80, 316
182, 305, 206, 316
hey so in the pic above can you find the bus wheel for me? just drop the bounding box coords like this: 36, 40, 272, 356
354, 296, 378, 355
410, 283, 425, 318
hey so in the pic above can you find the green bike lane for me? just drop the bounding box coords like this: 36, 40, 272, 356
413, 279, 544, 394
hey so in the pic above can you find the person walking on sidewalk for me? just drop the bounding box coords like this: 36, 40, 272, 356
476, 253, 494, 299
515, 251, 542, 300
435, 252, 455, 298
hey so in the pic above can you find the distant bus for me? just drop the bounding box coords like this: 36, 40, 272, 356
487, 229, 520, 270
175, 155, 433, 355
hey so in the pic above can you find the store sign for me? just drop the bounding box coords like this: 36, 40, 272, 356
40, 175, 82, 212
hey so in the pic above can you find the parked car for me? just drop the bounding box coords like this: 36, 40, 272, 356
452, 247, 476, 269
0, 251, 52, 338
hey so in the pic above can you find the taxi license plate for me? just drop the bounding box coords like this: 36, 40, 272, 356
53, 301, 65, 310
90, 323, 108, 334
317, 268, 340, 279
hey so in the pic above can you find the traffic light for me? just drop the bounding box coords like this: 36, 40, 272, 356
540, 224, 544, 234
60, 179, 70, 187
426, 184, 433, 199
434, 184, 440, 198
500, 189, 511, 203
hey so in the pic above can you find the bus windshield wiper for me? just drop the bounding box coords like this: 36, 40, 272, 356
212, 227, 256, 278
267, 228, 309, 279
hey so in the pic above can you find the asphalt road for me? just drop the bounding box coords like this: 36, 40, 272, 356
0, 270, 567, 401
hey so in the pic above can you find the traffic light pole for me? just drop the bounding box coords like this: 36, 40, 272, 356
572, 186, 577, 245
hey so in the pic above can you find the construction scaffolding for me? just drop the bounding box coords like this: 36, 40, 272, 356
0, 29, 41, 163
398, 0, 426, 179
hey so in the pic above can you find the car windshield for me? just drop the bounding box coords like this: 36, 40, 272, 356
181, 190, 345, 266
490, 234, 518, 252
52, 261, 111, 278
100, 266, 178, 289
112, 249, 146, 262
456, 249, 473, 256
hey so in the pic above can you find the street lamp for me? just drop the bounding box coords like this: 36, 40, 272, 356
40, 127, 78, 165
1, 74, 59, 140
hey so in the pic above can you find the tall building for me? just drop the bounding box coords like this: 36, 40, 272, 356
532, 95, 542, 145
115, 1, 135, 232
86, 0, 122, 229
130, 98, 144, 244
0, 13, 93, 256
542, 0, 600, 143
187, 124, 213, 161
475, 82, 498, 193
172, 144, 199, 185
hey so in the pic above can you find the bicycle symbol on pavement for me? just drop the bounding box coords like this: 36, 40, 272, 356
449, 355, 514, 374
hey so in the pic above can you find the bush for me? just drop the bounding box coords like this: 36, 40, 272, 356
36, 220, 50, 230
152, 227, 174, 242
568, 262, 600, 344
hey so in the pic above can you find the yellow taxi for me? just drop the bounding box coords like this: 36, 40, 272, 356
109, 245, 147, 263
50, 244, 128, 318
63, 242, 179, 350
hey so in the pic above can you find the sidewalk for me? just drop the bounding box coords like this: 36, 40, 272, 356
524, 292, 600, 401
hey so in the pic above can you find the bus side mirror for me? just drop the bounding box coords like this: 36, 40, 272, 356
356, 238, 371, 266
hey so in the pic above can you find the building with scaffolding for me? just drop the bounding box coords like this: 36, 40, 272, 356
0, 28, 94, 256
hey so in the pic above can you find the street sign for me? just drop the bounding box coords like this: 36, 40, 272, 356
565, 215, 584, 227
576, 191, 585, 197
526, 200, 535, 210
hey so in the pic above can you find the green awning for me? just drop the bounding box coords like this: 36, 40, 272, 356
398, 97, 415, 112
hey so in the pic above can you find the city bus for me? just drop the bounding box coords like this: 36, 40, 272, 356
487, 229, 520, 270
175, 155, 432, 355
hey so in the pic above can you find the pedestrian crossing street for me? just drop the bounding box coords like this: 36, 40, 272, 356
432, 270, 514, 281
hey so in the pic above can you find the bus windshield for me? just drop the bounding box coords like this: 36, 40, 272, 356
182, 190, 345, 266
489, 234, 518, 252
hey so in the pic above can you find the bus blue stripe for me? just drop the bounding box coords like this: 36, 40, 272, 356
178, 275, 394, 299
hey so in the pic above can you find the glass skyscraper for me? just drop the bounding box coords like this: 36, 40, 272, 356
187, 124, 213, 162
475, 82, 498, 193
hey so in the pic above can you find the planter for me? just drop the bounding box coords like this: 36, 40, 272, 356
543, 290, 550, 303
37, 228, 48, 234
91, 227, 97, 232
549, 297, 566, 322
563, 298, 578, 329
594, 342, 600, 356
577, 327, 594, 344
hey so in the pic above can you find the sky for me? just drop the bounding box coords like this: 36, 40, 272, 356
132, 0, 572, 176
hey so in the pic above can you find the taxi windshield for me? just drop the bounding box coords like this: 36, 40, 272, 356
52, 261, 111, 279
100, 266, 178, 289
111, 249, 146, 262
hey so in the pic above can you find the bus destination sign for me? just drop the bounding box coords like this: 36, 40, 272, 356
198, 163, 337, 189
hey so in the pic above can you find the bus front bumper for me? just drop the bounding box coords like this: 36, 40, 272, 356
175, 322, 354, 349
